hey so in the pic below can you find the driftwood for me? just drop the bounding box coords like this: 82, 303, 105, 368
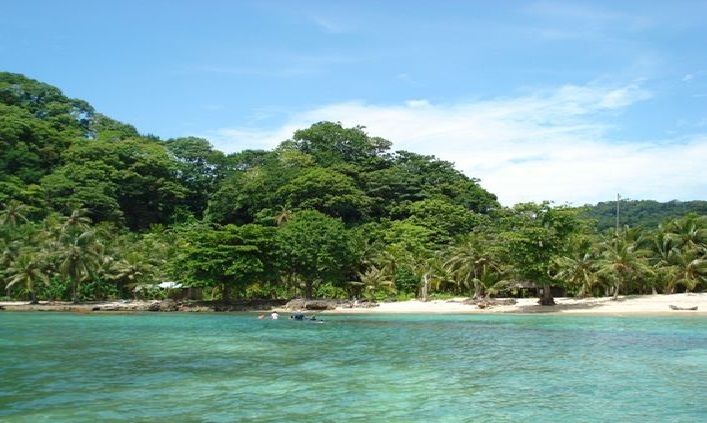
669, 305, 698, 311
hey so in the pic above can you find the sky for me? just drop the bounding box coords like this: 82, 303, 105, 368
2, 0, 706, 206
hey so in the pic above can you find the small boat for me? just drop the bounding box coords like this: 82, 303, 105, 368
669, 305, 698, 311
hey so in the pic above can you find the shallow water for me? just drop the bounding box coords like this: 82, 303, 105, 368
1, 312, 706, 422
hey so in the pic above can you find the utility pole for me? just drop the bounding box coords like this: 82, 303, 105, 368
616, 193, 621, 234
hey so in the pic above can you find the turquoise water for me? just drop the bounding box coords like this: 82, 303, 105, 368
1, 312, 706, 422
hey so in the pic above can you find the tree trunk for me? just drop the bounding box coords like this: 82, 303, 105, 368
473, 278, 483, 300
304, 281, 313, 300
72, 280, 80, 304
222, 282, 231, 303
421, 275, 429, 302
539, 284, 555, 305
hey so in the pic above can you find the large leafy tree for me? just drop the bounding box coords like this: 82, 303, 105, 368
175, 223, 277, 302
290, 121, 392, 169
276, 210, 356, 298
40, 161, 123, 224
164, 137, 226, 220
206, 150, 296, 225
499, 203, 585, 305
42, 138, 188, 229
0, 72, 94, 137
406, 199, 486, 246
277, 167, 372, 224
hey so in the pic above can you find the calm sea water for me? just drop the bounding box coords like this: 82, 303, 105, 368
1, 312, 706, 422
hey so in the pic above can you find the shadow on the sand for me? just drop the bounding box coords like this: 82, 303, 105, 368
510, 298, 613, 314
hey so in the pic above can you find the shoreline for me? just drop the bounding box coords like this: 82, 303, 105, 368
1, 293, 705, 316
321, 293, 707, 316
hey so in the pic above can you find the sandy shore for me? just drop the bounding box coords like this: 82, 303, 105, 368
326, 293, 707, 316
1, 294, 705, 315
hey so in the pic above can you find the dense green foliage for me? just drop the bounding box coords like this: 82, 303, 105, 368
581, 199, 707, 232
2, 72, 705, 303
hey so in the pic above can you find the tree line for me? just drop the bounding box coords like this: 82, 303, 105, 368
1, 72, 705, 304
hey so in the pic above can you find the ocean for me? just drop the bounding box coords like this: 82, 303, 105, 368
1, 312, 706, 422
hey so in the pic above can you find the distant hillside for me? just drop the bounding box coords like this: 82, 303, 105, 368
581, 200, 707, 232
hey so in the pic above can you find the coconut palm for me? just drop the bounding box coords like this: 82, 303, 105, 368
4, 250, 49, 303
60, 207, 92, 234
596, 230, 653, 299
372, 244, 406, 291
108, 251, 159, 297
354, 265, 396, 300
0, 200, 30, 227
667, 214, 706, 252
445, 235, 500, 299
554, 251, 599, 298
58, 230, 102, 302
663, 250, 707, 293
408, 251, 450, 301
274, 205, 294, 226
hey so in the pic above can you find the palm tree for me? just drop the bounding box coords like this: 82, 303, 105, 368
58, 230, 102, 303
445, 235, 500, 299
60, 207, 92, 234
596, 230, 653, 299
663, 250, 707, 293
108, 251, 158, 297
274, 205, 294, 226
408, 251, 450, 301
554, 252, 599, 298
373, 245, 404, 290
667, 214, 706, 252
354, 265, 396, 300
652, 217, 707, 293
4, 250, 49, 303
0, 200, 30, 227
1, 239, 22, 268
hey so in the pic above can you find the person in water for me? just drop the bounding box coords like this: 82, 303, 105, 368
271, 311, 279, 319
291, 312, 304, 320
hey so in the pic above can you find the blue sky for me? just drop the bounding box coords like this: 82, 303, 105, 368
2, 0, 706, 206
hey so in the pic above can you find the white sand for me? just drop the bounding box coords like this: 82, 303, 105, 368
2, 294, 706, 316
326, 293, 707, 316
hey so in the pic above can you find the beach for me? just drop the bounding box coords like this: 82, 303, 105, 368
328, 293, 707, 315
1, 293, 705, 315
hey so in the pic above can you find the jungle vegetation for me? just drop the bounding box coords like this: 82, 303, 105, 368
2, 72, 706, 305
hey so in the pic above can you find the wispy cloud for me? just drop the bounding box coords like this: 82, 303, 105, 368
205, 81, 705, 206
309, 15, 353, 34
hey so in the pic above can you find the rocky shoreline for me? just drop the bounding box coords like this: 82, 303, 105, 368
0, 298, 379, 313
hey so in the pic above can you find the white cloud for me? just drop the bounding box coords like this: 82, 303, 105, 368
309, 15, 352, 34
205, 82, 706, 206
405, 99, 430, 108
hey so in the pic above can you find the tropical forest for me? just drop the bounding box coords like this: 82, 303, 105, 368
2, 72, 706, 306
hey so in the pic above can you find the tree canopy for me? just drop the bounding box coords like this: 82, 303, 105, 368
1, 72, 705, 304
